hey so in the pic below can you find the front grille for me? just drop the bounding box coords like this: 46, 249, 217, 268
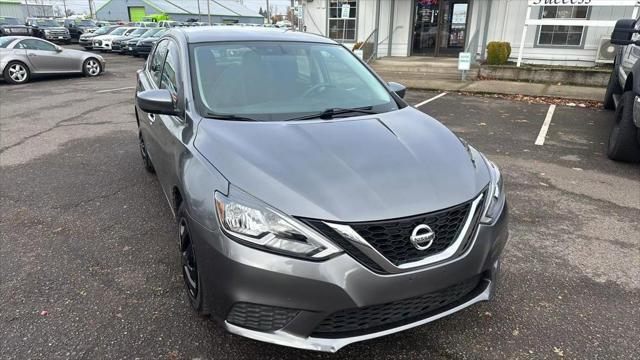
303, 194, 483, 272
227, 302, 299, 332
46, 29, 68, 37
312, 275, 483, 338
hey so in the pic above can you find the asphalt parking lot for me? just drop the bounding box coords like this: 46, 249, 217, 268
1, 47, 639, 359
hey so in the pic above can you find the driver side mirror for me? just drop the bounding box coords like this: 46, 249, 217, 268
55, 45, 63, 52
388, 82, 406, 99
611, 19, 638, 45
136, 89, 179, 116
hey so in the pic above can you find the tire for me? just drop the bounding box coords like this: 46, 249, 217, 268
138, 131, 155, 173
607, 90, 640, 162
3, 61, 30, 84
604, 68, 622, 110
82, 58, 102, 77
178, 203, 207, 315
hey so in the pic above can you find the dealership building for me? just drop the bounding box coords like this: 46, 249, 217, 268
302, 0, 638, 66
96, 0, 263, 24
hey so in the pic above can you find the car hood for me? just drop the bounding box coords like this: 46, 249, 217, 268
194, 107, 490, 222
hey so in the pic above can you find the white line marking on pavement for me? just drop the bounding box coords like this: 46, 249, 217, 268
414, 92, 448, 108
96, 86, 135, 93
535, 104, 556, 146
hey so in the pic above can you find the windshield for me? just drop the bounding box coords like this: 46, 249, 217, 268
141, 28, 161, 37
36, 19, 60, 27
110, 27, 128, 35
80, 20, 96, 26
129, 28, 147, 36
93, 26, 112, 35
0, 17, 20, 25
191, 42, 398, 121
0, 37, 16, 48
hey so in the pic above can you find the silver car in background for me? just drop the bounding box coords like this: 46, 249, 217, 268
0, 36, 104, 84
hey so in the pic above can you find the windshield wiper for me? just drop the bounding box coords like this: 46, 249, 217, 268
284, 106, 378, 121
204, 112, 258, 122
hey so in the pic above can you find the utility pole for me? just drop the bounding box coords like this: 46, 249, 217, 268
24, 0, 30, 17
207, 0, 211, 25
62, 0, 67, 17
88, 0, 95, 19
197, 0, 202, 22
266, 0, 270, 24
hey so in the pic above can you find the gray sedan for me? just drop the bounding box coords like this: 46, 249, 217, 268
0, 36, 105, 84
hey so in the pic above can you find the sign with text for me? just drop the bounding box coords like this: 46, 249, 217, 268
528, 0, 639, 6
458, 52, 471, 71
341, 4, 351, 19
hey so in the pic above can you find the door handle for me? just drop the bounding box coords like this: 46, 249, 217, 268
28, 53, 37, 57
148, 113, 156, 124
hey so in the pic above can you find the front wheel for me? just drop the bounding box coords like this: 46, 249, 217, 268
83, 58, 101, 77
3, 61, 30, 84
178, 203, 207, 315
607, 90, 640, 162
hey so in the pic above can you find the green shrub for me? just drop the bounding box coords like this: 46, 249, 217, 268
486, 42, 511, 65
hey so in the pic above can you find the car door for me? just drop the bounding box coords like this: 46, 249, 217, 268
18, 39, 71, 73
153, 39, 189, 197
137, 39, 168, 179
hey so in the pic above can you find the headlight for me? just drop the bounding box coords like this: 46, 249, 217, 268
44, 29, 51, 34
215, 186, 342, 260
481, 157, 505, 224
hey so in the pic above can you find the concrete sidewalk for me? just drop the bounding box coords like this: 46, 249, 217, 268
394, 78, 605, 102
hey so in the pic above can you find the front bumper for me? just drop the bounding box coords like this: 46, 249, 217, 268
79, 37, 93, 47
190, 199, 509, 352
92, 40, 112, 50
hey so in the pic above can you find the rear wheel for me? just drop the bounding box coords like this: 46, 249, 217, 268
178, 203, 207, 315
604, 68, 622, 110
607, 90, 640, 162
3, 61, 30, 84
83, 58, 101, 77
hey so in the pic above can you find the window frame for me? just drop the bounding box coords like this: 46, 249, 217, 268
327, 0, 358, 43
535, 5, 590, 49
147, 39, 169, 88
158, 39, 184, 117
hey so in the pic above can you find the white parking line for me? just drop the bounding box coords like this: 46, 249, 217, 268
535, 104, 556, 146
414, 92, 448, 108
96, 86, 135, 93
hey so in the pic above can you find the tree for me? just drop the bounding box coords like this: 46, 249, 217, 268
65, 9, 75, 17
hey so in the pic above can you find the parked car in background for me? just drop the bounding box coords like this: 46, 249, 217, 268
134, 27, 508, 352
0, 16, 32, 37
0, 36, 104, 84
63, 18, 98, 42
121, 28, 165, 55
112, 28, 150, 52
131, 21, 159, 28
157, 20, 180, 28
25, 18, 71, 44
79, 25, 119, 50
96, 21, 113, 27
604, 18, 640, 162
92, 27, 136, 51
131, 29, 167, 57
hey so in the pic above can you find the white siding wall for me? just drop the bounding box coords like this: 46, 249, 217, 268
480, 0, 636, 66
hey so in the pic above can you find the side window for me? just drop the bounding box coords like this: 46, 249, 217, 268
18, 39, 56, 51
160, 40, 180, 101
148, 40, 168, 87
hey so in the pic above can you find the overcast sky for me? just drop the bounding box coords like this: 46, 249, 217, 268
61, 0, 293, 16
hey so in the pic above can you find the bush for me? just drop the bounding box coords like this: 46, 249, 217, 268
486, 42, 511, 65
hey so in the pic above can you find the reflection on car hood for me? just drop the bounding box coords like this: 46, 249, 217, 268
194, 107, 490, 222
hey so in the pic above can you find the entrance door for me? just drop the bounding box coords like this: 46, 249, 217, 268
412, 0, 440, 56
412, 0, 469, 57
128, 7, 146, 22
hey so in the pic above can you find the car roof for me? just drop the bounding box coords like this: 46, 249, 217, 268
173, 27, 336, 45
